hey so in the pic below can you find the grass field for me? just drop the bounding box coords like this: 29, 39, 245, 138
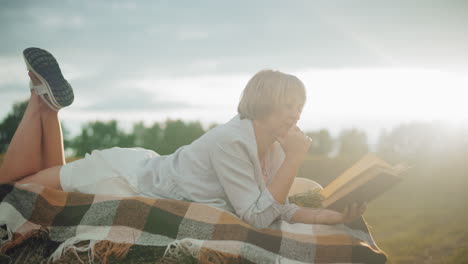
365, 187, 468, 263
298, 155, 468, 264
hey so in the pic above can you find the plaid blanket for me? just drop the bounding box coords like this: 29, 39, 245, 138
0, 183, 387, 263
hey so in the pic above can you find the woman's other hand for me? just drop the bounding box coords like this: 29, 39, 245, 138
316, 202, 367, 225
341, 202, 367, 223
276, 126, 312, 160
290, 202, 367, 225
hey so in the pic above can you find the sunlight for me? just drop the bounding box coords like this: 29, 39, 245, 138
124, 68, 468, 124
297, 68, 468, 123
60, 67, 468, 139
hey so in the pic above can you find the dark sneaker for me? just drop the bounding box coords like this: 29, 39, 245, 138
23, 47, 74, 110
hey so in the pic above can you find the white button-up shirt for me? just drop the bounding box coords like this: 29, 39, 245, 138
136, 114, 300, 229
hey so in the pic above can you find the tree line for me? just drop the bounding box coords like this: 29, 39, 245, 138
0, 100, 365, 158
1, 100, 466, 165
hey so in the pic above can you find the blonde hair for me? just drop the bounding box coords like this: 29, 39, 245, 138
237, 69, 306, 120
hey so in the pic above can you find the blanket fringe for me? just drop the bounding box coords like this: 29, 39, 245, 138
48, 237, 95, 263
94, 240, 132, 264
0, 227, 48, 254
0, 227, 53, 264
163, 239, 200, 262
48, 239, 131, 264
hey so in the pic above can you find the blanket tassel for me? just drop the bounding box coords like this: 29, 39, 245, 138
94, 240, 132, 264
48, 239, 131, 264
163, 239, 200, 262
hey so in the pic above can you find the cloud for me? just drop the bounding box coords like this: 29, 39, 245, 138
0, 56, 27, 87
2, 0, 468, 137
0, 85, 29, 119
117, 72, 248, 108
176, 27, 209, 41
72, 79, 195, 112
39, 15, 86, 28
110, 1, 138, 10
7, 6, 88, 29
4, 0, 467, 77
295, 67, 468, 122
79, 93, 194, 112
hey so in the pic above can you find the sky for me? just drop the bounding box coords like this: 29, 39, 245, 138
1, 0, 468, 144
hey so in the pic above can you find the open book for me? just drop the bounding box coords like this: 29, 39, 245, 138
320, 153, 408, 211
289, 154, 408, 212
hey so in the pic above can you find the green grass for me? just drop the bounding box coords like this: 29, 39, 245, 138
445, 247, 468, 264
290, 164, 468, 263
364, 193, 468, 264
299, 155, 468, 264
367, 206, 468, 263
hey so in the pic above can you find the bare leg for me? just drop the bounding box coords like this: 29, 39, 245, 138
0, 88, 44, 182
0, 71, 64, 185
17, 166, 62, 190
30, 69, 66, 170
41, 106, 66, 168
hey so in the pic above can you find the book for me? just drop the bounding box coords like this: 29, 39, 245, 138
289, 153, 408, 212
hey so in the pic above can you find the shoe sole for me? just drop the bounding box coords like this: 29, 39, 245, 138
23, 47, 74, 109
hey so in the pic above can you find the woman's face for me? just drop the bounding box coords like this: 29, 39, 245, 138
259, 98, 304, 138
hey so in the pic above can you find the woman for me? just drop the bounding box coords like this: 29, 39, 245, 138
0, 47, 366, 229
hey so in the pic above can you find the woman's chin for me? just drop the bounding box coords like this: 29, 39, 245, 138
272, 125, 291, 139
277, 129, 289, 138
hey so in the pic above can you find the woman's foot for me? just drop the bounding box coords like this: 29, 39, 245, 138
29, 70, 42, 86
28, 71, 56, 112
23, 47, 74, 111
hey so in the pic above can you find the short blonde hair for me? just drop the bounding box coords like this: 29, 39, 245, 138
237, 69, 306, 120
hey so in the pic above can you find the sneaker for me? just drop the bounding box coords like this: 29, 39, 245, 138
23, 47, 74, 111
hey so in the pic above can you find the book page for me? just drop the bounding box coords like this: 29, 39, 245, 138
320, 153, 393, 198
322, 167, 402, 211
321, 167, 397, 208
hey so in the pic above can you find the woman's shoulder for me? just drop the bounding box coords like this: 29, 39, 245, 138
194, 115, 255, 156
206, 115, 254, 144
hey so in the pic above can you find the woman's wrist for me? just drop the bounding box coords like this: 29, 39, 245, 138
284, 152, 306, 166
291, 207, 321, 224
291, 207, 348, 225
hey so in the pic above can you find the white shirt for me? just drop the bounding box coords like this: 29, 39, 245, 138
136, 114, 300, 229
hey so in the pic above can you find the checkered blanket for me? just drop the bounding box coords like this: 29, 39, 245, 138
0, 183, 387, 263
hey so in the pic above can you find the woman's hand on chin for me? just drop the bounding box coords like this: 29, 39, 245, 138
276, 125, 312, 160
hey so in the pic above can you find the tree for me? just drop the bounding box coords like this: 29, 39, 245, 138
337, 129, 368, 158
207, 122, 219, 131
70, 120, 135, 156
376, 122, 453, 163
157, 119, 205, 155
0, 100, 28, 153
306, 129, 334, 156
132, 121, 163, 151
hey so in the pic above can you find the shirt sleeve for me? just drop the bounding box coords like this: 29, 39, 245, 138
281, 198, 301, 222
210, 141, 298, 229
